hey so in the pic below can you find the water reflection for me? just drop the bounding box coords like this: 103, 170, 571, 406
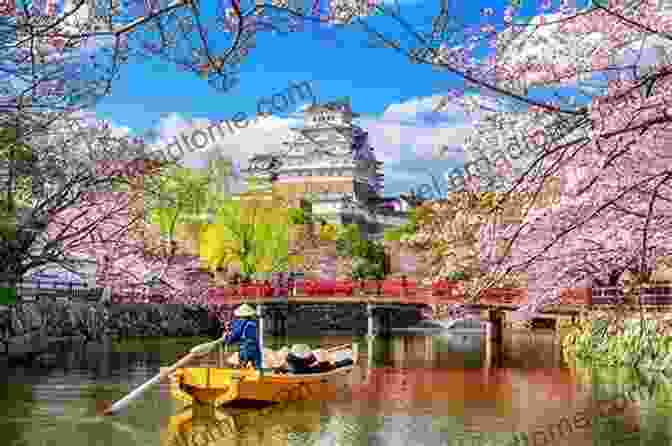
0, 332, 671, 446
437, 331, 482, 353
163, 401, 327, 446
0, 376, 35, 446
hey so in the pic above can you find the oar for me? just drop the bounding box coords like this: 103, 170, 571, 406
100, 336, 227, 416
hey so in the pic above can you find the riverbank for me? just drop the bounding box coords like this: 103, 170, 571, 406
0, 300, 221, 362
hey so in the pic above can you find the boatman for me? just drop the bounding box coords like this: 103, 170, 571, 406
224, 303, 262, 369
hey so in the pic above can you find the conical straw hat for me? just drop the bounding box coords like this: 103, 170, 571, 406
234, 303, 257, 317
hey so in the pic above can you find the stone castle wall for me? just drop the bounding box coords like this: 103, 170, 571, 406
0, 299, 221, 361
0, 298, 423, 362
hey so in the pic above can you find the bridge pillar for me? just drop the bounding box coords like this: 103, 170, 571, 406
367, 334, 374, 370
425, 335, 433, 362
367, 304, 392, 337
263, 303, 288, 338
367, 303, 374, 337
382, 310, 392, 336
488, 309, 504, 346
484, 328, 504, 374
274, 306, 288, 338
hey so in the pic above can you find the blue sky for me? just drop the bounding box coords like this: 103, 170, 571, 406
90, 0, 591, 197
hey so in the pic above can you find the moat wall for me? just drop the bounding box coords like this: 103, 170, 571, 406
0, 299, 423, 361
0, 299, 221, 361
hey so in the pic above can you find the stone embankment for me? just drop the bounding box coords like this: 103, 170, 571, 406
0, 299, 221, 361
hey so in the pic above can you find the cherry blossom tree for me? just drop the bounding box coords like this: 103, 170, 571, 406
48, 156, 217, 307
337, 0, 672, 322
471, 2, 672, 320
478, 112, 672, 319
0, 112, 161, 287
399, 180, 534, 319
6, 0, 672, 329
0, 0, 391, 120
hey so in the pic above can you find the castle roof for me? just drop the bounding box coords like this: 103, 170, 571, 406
305, 98, 360, 118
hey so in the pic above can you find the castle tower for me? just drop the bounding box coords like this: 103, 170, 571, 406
248, 98, 385, 238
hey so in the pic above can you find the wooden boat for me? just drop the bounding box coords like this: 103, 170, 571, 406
163, 343, 358, 407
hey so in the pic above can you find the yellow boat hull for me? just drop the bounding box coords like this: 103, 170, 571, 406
165, 344, 357, 407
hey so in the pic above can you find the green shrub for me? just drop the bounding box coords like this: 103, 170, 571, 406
445, 271, 467, 281
336, 225, 386, 280
288, 208, 307, 225
562, 316, 672, 371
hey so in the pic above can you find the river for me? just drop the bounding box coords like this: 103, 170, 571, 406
1, 330, 671, 446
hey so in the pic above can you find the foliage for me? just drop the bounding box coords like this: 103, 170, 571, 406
0, 128, 34, 163
0, 116, 161, 284
198, 196, 294, 279
383, 227, 404, 242
440, 3, 672, 323
351, 257, 385, 280
314, 0, 670, 325
335, 224, 362, 257
351, 240, 386, 281
445, 271, 468, 281
0, 0, 294, 123
478, 192, 501, 211
562, 314, 672, 373
383, 207, 419, 241
145, 160, 241, 243
400, 190, 525, 310
319, 222, 339, 241
5, 0, 671, 333
0, 127, 35, 215
288, 207, 307, 225
335, 223, 386, 280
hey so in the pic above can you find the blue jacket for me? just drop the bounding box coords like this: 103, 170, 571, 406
225, 318, 261, 351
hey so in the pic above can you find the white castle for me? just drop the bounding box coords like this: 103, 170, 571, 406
240, 98, 409, 240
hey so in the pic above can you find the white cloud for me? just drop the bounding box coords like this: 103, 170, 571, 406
140, 92, 486, 196
380, 95, 435, 120
358, 94, 485, 165
150, 111, 301, 171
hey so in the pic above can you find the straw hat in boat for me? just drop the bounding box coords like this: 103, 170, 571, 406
290, 344, 313, 358
234, 303, 257, 318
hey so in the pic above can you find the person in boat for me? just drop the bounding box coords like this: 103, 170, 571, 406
285, 344, 319, 374
285, 344, 336, 374
224, 303, 262, 369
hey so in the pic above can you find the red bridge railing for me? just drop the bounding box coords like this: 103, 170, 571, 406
205, 280, 672, 308
205, 279, 528, 306
105, 277, 672, 308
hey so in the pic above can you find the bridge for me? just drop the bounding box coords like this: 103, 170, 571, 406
14, 277, 668, 338
198, 280, 672, 339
